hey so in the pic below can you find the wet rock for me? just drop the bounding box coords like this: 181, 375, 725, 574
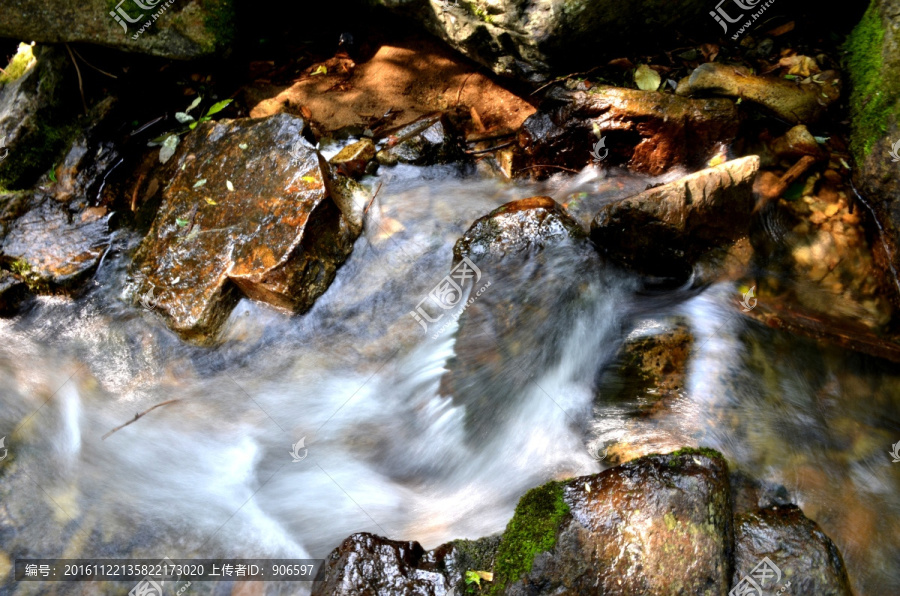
495, 448, 733, 595
0, 270, 29, 314
370, 0, 719, 81
733, 506, 852, 595
770, 125, 826, 161
330, 138, 376, 178
376, 114, 464, 166
590, 156, 760, 277
846, 0, 900, 307
519, 87, 740, 176
676, 63, 841, 124
312, 533, 454, 596
441, 197, 600, 440
52, 97, 121, 203
0, 0, 235, 60
0, 44, 79, 190
1, 195, 109, 291
131, 114, 357, 344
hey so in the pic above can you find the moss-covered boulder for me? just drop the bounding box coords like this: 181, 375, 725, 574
497, 448, 734, 595
0, 0, 235, 60
845, 0, 900, 302
0, 44, 79, 190
733, 506, 852, 596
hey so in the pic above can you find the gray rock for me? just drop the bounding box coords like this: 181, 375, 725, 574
369, 0, 718, 82
0, 0, 235, 60
1, 194, 110, 290
590, 156, 760, 277
0, 44, 78, 190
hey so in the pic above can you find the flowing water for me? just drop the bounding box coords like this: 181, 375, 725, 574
0, 165, 898, 595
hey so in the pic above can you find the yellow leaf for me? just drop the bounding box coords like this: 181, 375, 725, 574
634, 64, 661, 91
205, 198, 217, 205
301, 176, 318, 184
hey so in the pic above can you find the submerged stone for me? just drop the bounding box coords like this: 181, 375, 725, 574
0, 44, 79, 190
131, 114, 357, 344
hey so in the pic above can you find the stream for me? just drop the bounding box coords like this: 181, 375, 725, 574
0, 165, 898, 595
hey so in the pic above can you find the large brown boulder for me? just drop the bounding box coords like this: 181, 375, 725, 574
519, 87, 740, 176
590, 156, 760, 277
130, 113, 358, 344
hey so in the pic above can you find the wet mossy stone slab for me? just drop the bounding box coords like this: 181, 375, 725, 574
131, 113, 357, 345
496, 448, 733, 595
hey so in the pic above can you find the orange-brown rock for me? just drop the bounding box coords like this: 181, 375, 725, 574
519, 87, 740, 176
131, 114, 357, 344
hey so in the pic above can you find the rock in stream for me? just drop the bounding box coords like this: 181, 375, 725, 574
130, 113, 359, 344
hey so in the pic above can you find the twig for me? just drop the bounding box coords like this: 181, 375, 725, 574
101, 399, 182, 440
363, 181, 383, 218
64, 43, 88, 115
70, 47, 118, 79
465, 141, 515, 155
516, 164, 581, 174
455, 72, 476, 107
530, 66, 603, 96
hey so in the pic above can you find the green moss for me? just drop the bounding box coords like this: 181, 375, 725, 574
488, 481, 570, 594
201, 0, 237, 52
844, 1, 899, 163
667, 446, 723, 460
0, 43, 35, 86
0, 119, 77, 190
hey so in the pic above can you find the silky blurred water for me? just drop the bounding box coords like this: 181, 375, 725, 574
0, 165, 897, 595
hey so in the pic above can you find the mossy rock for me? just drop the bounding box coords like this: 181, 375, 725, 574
0, 0, 236, 60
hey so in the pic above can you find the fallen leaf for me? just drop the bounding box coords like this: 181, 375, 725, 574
634, 64, 661, 91
301, 175, 317, 184
159, 134, 180, 164
205, 197, 217, 205
176, 218, 188, 227
226, 180, 235, 191
193, 179, 207, 188
767, 21, 795, 36
311, 65, 327, 76
238, 143, 248, 150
